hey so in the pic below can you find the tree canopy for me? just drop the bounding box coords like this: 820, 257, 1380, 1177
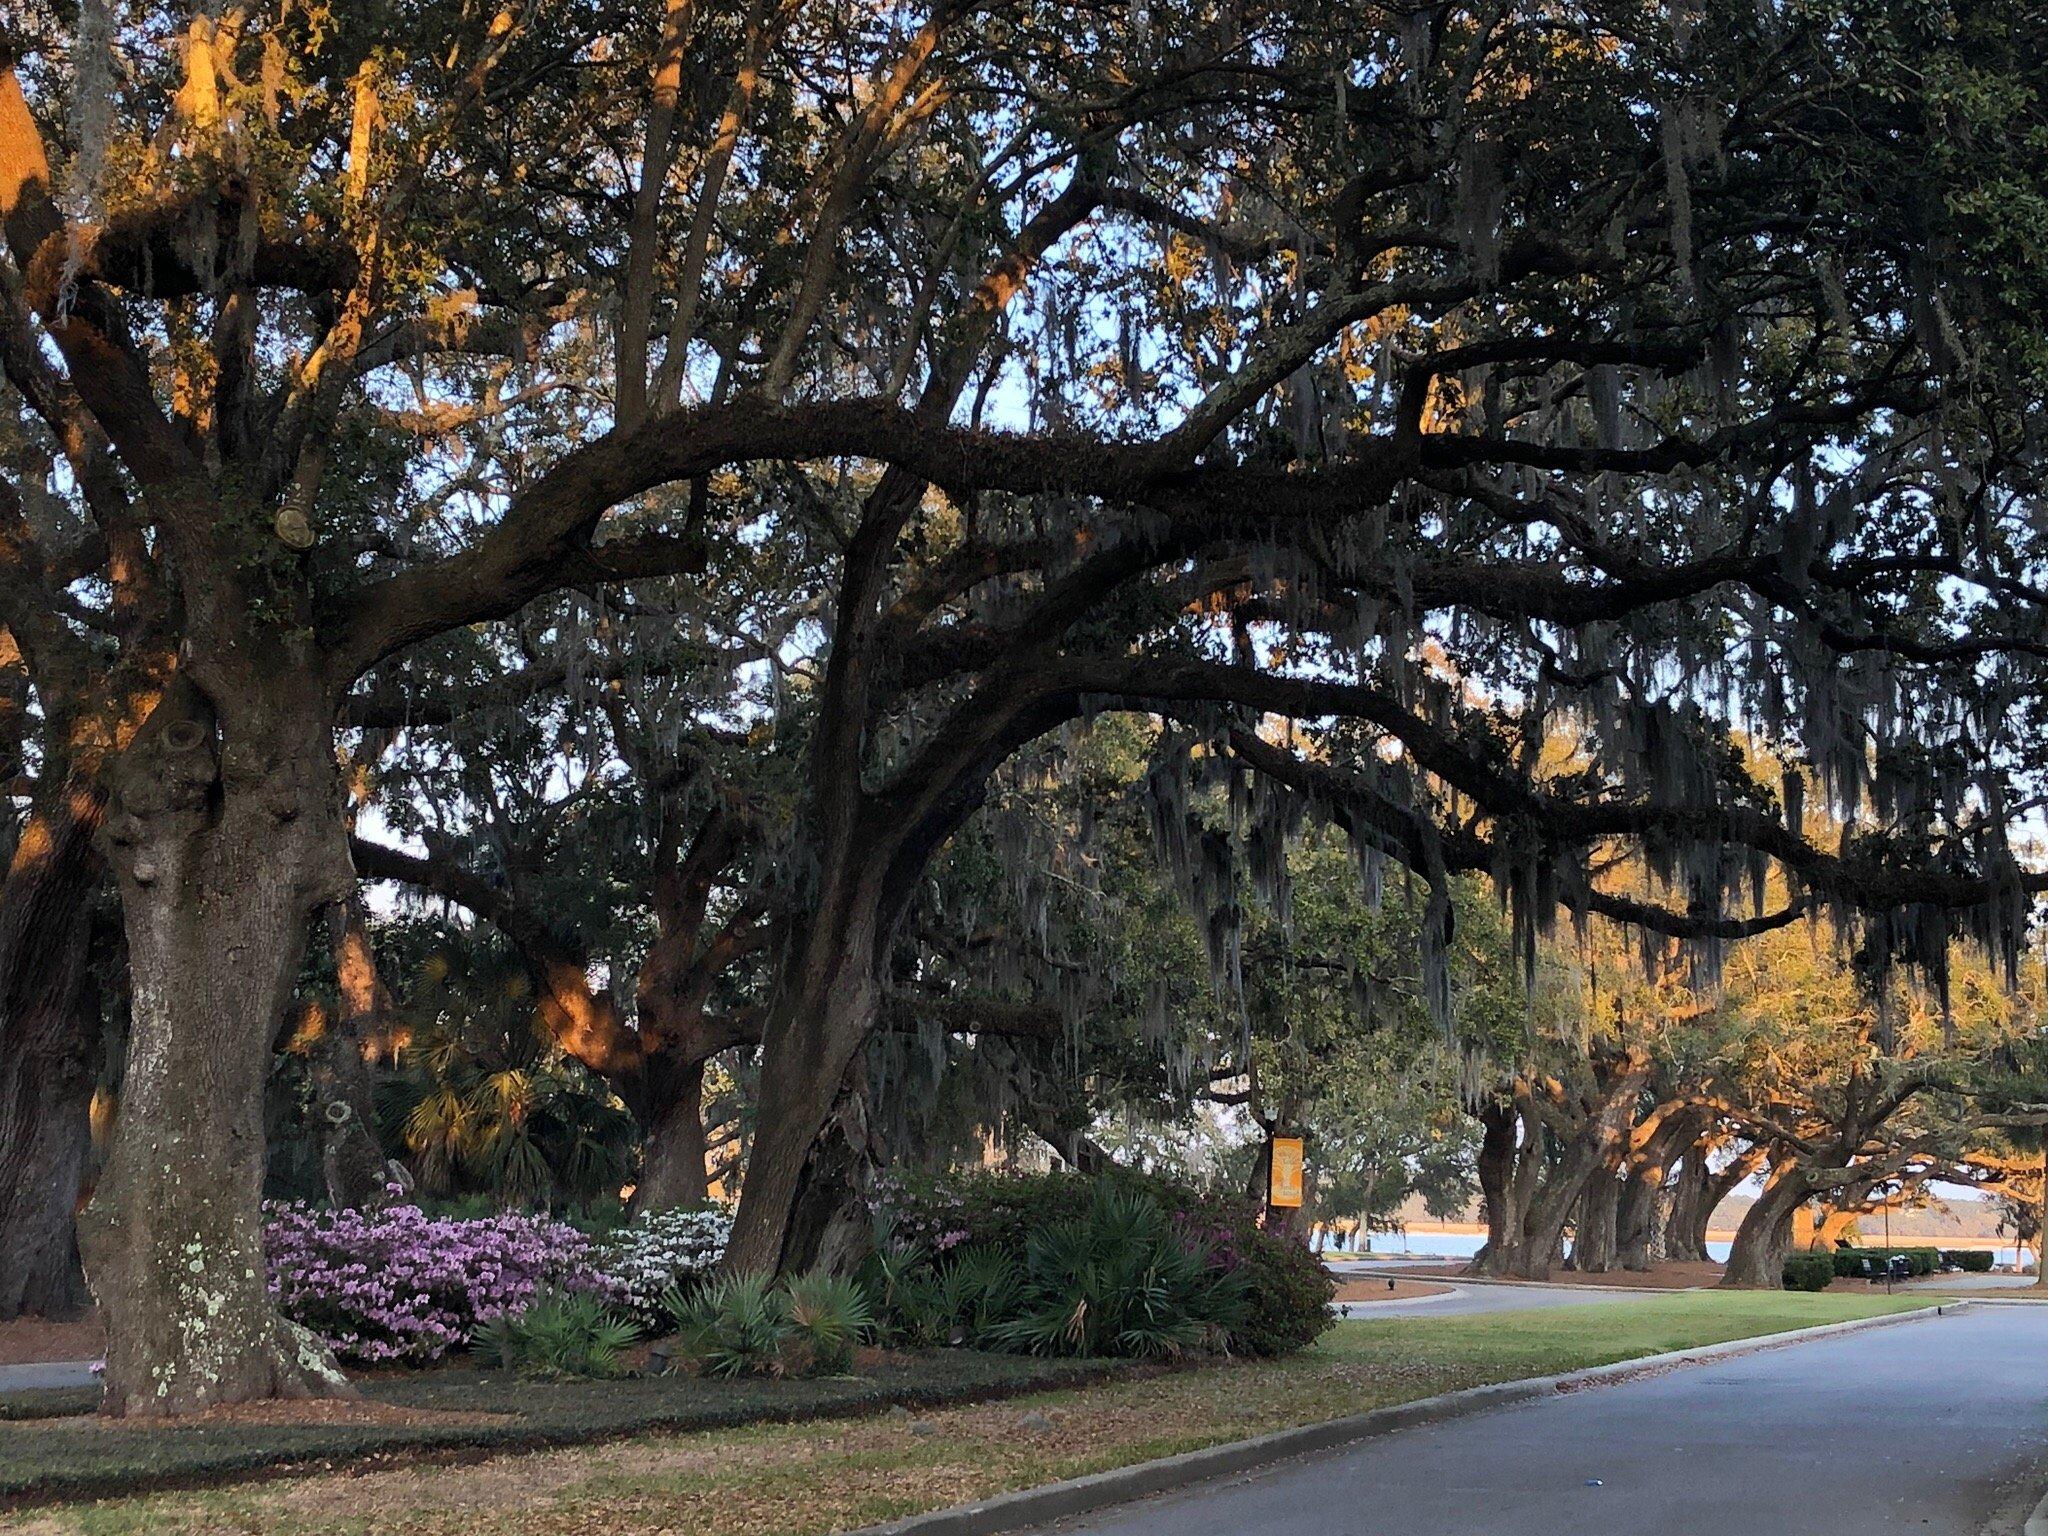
0, 0, 2046, 1412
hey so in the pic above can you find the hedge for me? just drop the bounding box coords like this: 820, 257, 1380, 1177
1831, 1246, 1939, 1278
1781, 1254, 1836, 1291
1940, 1248, 1997, 1273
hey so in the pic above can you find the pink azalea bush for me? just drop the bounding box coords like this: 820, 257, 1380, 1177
264, 1193, 606, 1363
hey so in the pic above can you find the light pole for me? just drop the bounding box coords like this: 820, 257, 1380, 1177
1872, 1179, 1897, 1294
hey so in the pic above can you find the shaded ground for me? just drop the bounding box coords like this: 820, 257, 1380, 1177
1033, 1302, 2037, 1536
5, 1293, 1940, 1535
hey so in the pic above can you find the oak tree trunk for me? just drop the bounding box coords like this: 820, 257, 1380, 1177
633, 1059, 712, 1211
1665, 1147, 1712, 1262
307, 901, 393, 1210
2037, 1142, 2047, 1289
776, 1074, 882, 1276
80, 683, 357, 1415
1614, 1171, 1661, 1271
0, 791, 104, 1319
724, 895, 885, 1274
1720, 1161, 1810, 1289
1466, 1101, 1518, 1276
1570, 1175, 1621, 1273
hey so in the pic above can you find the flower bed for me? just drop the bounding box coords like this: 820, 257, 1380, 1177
590, 1206, 733, 1328
264, 1197, 604, 1363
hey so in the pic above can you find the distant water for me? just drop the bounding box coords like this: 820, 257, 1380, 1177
1331, 1229, 2026, 1268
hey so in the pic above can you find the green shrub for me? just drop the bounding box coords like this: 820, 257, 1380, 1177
471, 1288, 642, 1378
872, 1169, 1332, 1356
865, 1242, 948, 1347
783, 1271, 874, 1375
1228, 1222, 1337, 1355
1832, 1246, 1940, 1278
1781, 1254, 1835, 1292
1941, 1248, 1996, 1273
666, 1271, 794, 1378
992, 1186, 1248, 1358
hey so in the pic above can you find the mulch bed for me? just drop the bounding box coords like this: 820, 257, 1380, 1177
0, 1313, 103, 1367
1332, 1278, 1453, 1302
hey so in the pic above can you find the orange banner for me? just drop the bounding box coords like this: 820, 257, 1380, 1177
1269, 1135, 1304, 1208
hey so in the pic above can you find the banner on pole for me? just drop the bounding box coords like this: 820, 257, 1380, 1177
1269, 1135, 1304, 1208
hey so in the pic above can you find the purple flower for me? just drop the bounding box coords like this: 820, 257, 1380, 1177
262, 1199, 605, 1364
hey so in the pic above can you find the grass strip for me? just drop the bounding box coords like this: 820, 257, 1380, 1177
4, 1291, 1939, 1535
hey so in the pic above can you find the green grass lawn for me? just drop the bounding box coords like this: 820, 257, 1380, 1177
4, 1291, 1941, 1536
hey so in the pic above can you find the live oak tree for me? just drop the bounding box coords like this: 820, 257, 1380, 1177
4, 0, 2048, 1410
1707, 928, 2029, 1287
349, 591, 792, 1212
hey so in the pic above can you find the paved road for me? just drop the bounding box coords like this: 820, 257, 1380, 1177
1332, 1262, 1672, 1318
1338, 1280, 1637, 1318
0, 1361, 96, 1392
1033, 1306, 2048, 1535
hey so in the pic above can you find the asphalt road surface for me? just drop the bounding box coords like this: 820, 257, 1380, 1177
1032, 1304, 2048, 1536
1336, 1278, 1640, 1318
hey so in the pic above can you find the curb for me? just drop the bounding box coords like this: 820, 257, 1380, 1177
848, 1301, 1969, 1536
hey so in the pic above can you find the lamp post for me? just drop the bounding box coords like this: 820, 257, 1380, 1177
1870, 1178, 1898, 1294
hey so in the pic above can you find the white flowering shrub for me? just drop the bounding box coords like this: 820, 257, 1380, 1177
591, 1206, 733, 1328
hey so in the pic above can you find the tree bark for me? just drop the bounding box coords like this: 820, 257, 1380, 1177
1571, 1175, 1621, 1273
1720, 1157, 1810, 1289
1665, 1145, 1712, 1262
1030, 1109, 1118, 1175
774, 1073, 881, 1276
80, 681, 357, 1415
0, 790, 104, 1319
1467, 1053, 1651, 1280
2035, 1140, 2046, 1290
1614, 1171, 1662, 1271
1467, 1099, 1518, 1276
724, 894, 887, 1274
1614, 1108, 1697, 1271
633, 1058, 712, 1211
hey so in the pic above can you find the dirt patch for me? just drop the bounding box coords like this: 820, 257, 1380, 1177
0, 1313, 103, 1366
1388, 1259, 1728, 1289
1331, 1278, 1452, 1302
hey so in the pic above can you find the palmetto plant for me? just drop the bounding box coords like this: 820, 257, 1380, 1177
864, 1241, 947, 1347
994, 1187, 1247, 1359
934, 1245, 1025, 1348
665, 1271, 795, 1378
783, 1271, 875, 1374
379, 1010, 638, 1210
471, 1289, 643, 1379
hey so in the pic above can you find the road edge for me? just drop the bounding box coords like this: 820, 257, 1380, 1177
1336, 1267, 1691, 1295
2022, 1483, 2048, 1536
847, 1300, 1970, 1536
